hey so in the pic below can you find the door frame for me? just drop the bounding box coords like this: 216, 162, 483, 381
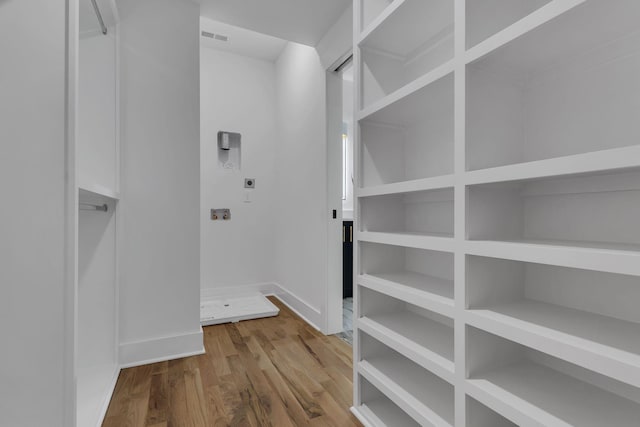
325, 52, 353, 335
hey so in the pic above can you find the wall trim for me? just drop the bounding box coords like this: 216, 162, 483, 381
201, 283, 323, 331
94, 365, 121, 427
272, 285, 323, 332
350, 407, 375, 427
119, 327, 205, 368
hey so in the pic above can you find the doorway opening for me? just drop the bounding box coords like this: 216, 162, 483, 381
327, 55, 355, 343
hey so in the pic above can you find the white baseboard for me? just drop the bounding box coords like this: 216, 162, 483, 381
200, 282, 280, 299
200, 282, 324, 332
271, 285, 323, 331
351, 406, 375, 427
119, 327, 205, 368
94, 366, 121, 427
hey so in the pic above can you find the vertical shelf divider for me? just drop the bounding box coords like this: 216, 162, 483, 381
453, 0, 467, 424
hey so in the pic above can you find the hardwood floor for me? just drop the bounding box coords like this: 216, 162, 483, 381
103, 297, 362, 427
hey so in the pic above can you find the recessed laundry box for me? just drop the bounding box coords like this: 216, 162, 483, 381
200, 293, 279, 326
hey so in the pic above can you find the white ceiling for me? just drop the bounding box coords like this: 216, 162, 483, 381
200, 17, 287, 62
199, 0, 351, 47
79, 0, 117, 35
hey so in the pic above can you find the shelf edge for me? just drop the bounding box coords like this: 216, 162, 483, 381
465, 240, 640, 277
465, 0, 586, 64
466, 145, 640, 186
358, 175, 455, 198
358, 361, 454, 427
358, 316, 455, 384
357, 60, 454, 122
358, 0, 406, 46
358, 274, 454, 318
79, 183, 120, 200
464, 378, 569, 427
465, 308, 640, 389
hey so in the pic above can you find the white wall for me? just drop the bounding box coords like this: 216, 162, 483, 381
200, 47, 278, 292
0, 1, 70, 426
78, 33, 117, 193
117, 0, 203, 366
316, 4, 354, 70
274, 43, 328, 327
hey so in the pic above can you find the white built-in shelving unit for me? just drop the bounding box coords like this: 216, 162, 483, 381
76, 1, 120, 425
352, 1, 640, 425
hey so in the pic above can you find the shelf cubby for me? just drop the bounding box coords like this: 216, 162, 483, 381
466, 0, 640, 171
360, 0, 394, 35
359, 287, 454, 381
359, 241, 454, 316
465, 0, 552, 49
359, 0, 453, 109
466, 327, 640, 427
466, 255, 640, 388
360, 187, 454, 238
78, 31, 118, 196
467, 170, 640, 254
466, 396, 516, 427
356, 376, 420, 427
359, 71, 454, 188
358, 331, 455, 426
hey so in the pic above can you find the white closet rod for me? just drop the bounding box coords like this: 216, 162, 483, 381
79, 203, 108, 212
90, 0, 108, 35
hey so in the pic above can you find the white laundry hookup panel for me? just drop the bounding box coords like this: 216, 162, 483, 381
200, 293, 280, 326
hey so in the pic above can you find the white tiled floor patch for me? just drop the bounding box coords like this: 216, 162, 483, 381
200, 293, 279, 326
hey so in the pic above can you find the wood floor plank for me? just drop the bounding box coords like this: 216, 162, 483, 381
102, 297, 362, 427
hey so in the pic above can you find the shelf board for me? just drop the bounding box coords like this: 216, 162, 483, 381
359, 0, 405, 44
465, 0, 584, 64
359, 357, 454, 427
358, 0, 452, 58
466, 361, 640, 427
360, 231, 455, 252
357, 175, 454, 198
355, 399, 420, 427
359, 272, 454, 317
466, 145, 640, 186
79, 183, 120, 200
466, 0, 640, 80
359, 311, 454, 383
357, 60, 454, 123
466, 300, 640, 389
465, 239, 640, 277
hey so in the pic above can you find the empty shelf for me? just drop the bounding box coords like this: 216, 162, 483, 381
465, 145, 640, 185
79, 184, 120, 200
356, 398, 420, 427
467, 361, 640, 427
359, 356, 454, 427
360, 232, 455, 252
359, 272, 453, 317
467, 300, 640, 388
359, 310, 454, 382
465, 240, 640, 277
358, 174, 455, 198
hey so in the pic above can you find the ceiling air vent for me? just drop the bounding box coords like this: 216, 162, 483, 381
201, 31, 229, 42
